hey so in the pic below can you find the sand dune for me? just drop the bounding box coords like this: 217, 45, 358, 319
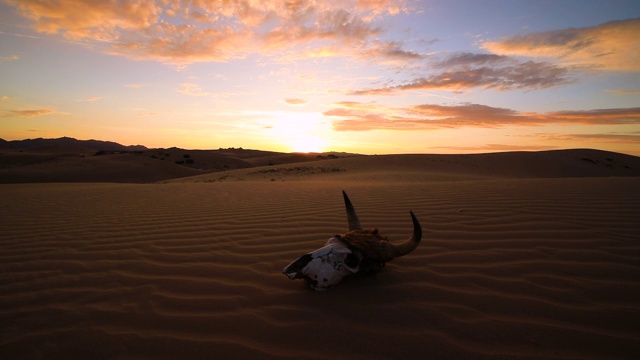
4, 148, 640, 184
171, 148, 640, 183
0, 137, 358, 184
1, 151, 640, 359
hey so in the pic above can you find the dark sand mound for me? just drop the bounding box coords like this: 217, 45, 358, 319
0, 144, 355, 183
172, 148, 640, 183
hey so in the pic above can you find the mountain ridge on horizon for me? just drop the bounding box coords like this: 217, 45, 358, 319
0, 137, 149, 152
0, 136, 355, 156
3, 136, 640, 158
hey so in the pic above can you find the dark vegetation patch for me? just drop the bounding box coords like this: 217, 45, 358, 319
250, 166, 346, 176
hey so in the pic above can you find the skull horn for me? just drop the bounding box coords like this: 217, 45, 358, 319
342, 190, 362, 231
388, 210, 422, 259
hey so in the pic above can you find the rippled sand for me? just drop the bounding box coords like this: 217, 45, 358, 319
2, 156, 640, 359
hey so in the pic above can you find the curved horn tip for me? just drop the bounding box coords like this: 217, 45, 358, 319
409, 210, 422, 238
342, 190, 362, 231
384, 210, 423, 260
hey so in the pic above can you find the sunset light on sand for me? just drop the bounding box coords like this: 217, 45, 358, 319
0, 1, 639, 154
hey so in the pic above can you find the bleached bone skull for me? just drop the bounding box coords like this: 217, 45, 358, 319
282, 236, 361, 290
283, 191, 422, 291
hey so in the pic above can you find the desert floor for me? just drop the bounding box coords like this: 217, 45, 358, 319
1, 154, 640, 359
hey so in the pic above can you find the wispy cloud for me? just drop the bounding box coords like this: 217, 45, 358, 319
482, 18, 640, 72
432, 144, 558, 152
0, 30, 41, 40
177, 83, 250, 98
605, 88, 640, 95
5, 0, 414, 65
324, 101, 640, 131
124, 83, 148, 88
3, 108, 55, 118
520, 132, 640, 144
283, 98, 309, 106
177, 83, 211, 97
0, 55, 20, 63
77, 97, 101, 102
356, 40, 424, 65
351, 53, 573, 94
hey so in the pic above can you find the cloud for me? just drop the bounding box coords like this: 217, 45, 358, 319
4, 0, 159, 41
177, 83, 250, 98
109, 22, 249, 64
5, 0, 411, 65
605, 88, 640, 95
432, 144, 558, 152
3, 109, 55, 118
523, 132, 640, 144
0, 30, 41, 40
77, 97, 101, 102
324, 101, 640, 131
351, 53, 573, 94
136, 111, 159, 117
482, 18, 640, 72
356, 40, 423, 65
0, 55, 20, 63
1, 96, 9, 101
262, 7, 381, 48
283, 98, 309, 106
177, 82, 211, 97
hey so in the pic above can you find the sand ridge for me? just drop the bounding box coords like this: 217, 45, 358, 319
3, 148, 640, 184
2, 172, 640, 359
170, 149, 640, 183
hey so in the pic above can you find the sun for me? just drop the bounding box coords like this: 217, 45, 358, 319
289, 134, 327, 153
265, 112, 330, 153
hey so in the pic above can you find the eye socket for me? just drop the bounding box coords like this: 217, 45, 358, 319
344, 253, 360, 268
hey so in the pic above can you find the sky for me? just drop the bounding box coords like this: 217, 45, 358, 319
1, 0, 639, 155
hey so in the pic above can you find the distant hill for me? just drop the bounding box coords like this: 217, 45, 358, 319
170, 148, 640, 183
0, 137, 358, 183
0, 137, 148, 152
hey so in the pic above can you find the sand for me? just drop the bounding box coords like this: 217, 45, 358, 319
1, 152, 640, 359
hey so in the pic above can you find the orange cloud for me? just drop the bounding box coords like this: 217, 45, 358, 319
3, 109, 55, 118
521, 132, 640, 144
177, 83, 208, 96
606, 89, 640, 95
77, 97, 100, 102
355, 0, 411, 16
482, 18, 640, 72
357, 40, 423, 65
5, 0, 159, 41
177, 83, 250, 98
5, 0, 410, 65
324, 102, 640, 131
283, 98, 309, 106
351, 53, 573, 94
0, 55, 20, 62
431, 144, 557, 152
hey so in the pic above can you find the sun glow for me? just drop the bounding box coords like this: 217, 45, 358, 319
289, 133, 327, 153
266, 112, 330, 153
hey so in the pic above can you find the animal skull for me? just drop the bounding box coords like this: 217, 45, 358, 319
283, 191, 422, 291
282, 236, 361, 291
